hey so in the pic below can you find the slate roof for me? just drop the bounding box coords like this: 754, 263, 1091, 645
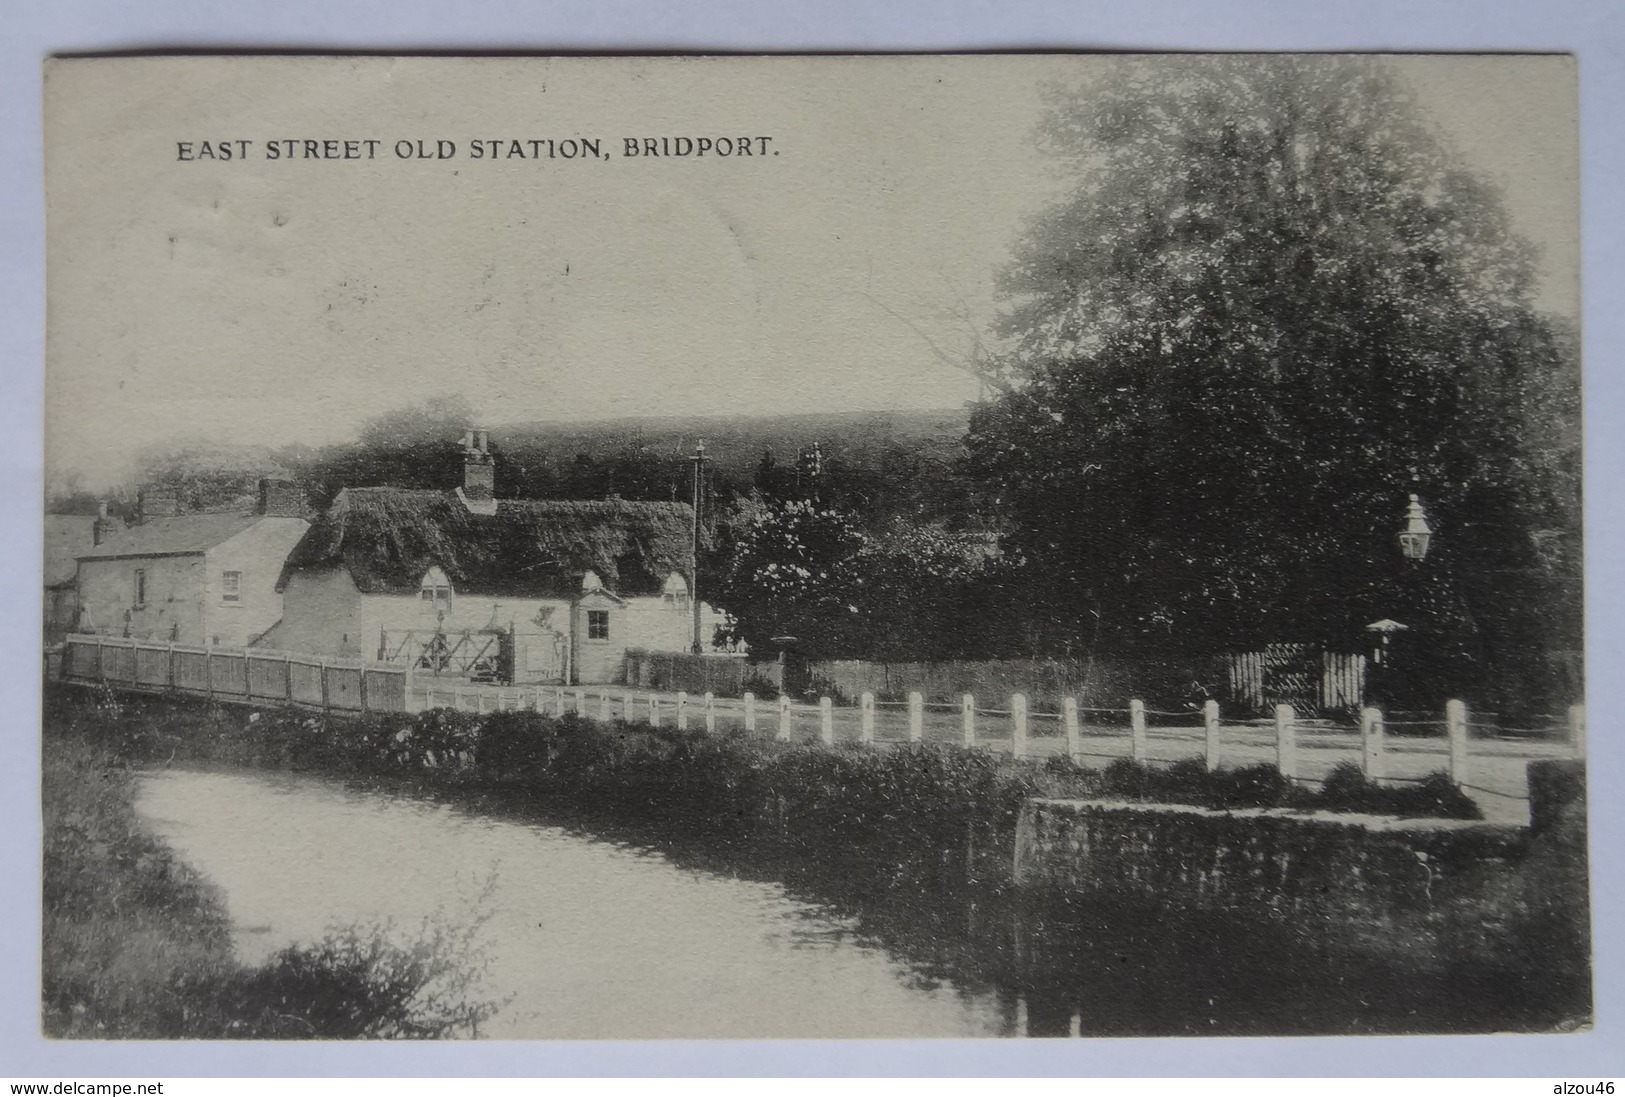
76, 511, 268, 561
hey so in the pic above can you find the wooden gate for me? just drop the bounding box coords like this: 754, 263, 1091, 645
1227, 644, 1366, 715
382, 628, 511, 682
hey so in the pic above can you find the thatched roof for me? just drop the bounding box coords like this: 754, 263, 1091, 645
277, 487, 697, 598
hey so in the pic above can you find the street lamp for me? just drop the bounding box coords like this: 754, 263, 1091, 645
1398, 494, 1433, 562
688, 441, 709, 654
770, 634, 798, 696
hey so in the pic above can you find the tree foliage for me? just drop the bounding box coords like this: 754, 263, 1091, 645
966, 57, 1580, 699
708, 497, 1010, 661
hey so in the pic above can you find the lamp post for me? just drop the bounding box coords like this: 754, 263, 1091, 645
770, 634, 798, 697
688, 441, 709, 654
1368, 493, 1435, 705
1398, 493, 1433, 562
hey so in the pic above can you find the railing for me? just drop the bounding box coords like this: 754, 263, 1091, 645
57, 633, 410, 714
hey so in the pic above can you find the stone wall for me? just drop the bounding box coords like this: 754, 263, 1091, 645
1011, 763, 1589, 990
1014, 798, 1522, 923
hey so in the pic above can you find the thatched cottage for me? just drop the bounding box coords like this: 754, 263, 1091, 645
266, 432, 719, 685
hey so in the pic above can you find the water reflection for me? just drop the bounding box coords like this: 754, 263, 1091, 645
136, 765, 1577, 1039
136, 768, 1010, 1039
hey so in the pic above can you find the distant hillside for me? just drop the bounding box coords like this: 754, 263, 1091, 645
490, 407, 973, 484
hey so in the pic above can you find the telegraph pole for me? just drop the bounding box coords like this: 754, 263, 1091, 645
689, 440, 708, 654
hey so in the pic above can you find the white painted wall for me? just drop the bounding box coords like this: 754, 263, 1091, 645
77, 555, 205, 644
275, 564, 707, 684
266, 566, 367, 656
205, 517, 310, 648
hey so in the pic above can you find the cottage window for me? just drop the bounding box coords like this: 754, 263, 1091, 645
587, 609, 610, 641
419, 566, 453, 610
133, 569, 147, 608
221, 570, 242, 603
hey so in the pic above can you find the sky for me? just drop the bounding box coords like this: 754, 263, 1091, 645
43, 54, 1578, 490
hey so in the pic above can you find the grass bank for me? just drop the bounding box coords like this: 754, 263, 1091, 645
43, 690, 502, 1038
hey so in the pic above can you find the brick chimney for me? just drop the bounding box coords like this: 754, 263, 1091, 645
137, 486, 179, 523
462, 429, 494, 501
257, 478, 306, 518
92, 501, 115, 546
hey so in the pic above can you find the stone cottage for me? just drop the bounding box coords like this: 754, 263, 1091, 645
73, 481, 310, 648
267, 431, 723, 685
43, 506, 121, 643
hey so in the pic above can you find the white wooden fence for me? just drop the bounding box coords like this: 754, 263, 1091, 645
54, 634, 1582, 816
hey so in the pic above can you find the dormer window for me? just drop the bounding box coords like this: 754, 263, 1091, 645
419, 566, 453, 610
662, 572, 691, 610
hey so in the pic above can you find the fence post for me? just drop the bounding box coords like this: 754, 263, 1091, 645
1446, 699, 1469, 788
205, 648, 215, 701
819, 696, 834, 746
1203, 700, 1221, 772
1569, 703, 1586, 753
676, 691, 689, 730
600, 692, 613, 723
319, 659, 329, 712
860, 691, 875, 744
554, 687, 566, 718
705, 692, 716, 734
1064, 697, 1080, 764
647, 695, 660, 727
908, 691, 924, 743
623, 691, 635, 722
282, 652, 293, 704
169, 642, 178, 695
1275, 703, 1297, 781
744, 691, 757, 733
1011, 693, 1028, 760
574, 688, 586, 715
1129, 699, 1147, 761
961, 693, 977, 748
94, 634, 105, 683
1360, 705, 1386, 782
777, 695, 792, 742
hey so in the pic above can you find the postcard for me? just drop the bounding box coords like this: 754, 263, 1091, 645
41, 53, 1585, 1039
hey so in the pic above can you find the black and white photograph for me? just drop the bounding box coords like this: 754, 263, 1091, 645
37, 52, 1588, 1043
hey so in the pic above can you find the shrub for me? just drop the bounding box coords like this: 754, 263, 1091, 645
1319, 760, 1375, 812
1102, 758, 1151, 798
1208, 762, 1291, 809
198, 918, 505, 1039
1388, 771, 1483, 820
741, 673, 781, 701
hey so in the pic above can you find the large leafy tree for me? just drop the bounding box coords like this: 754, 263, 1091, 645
966, 57, 1580, 699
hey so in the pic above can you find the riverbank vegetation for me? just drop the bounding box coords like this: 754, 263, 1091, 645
43, 689, 503, 1038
